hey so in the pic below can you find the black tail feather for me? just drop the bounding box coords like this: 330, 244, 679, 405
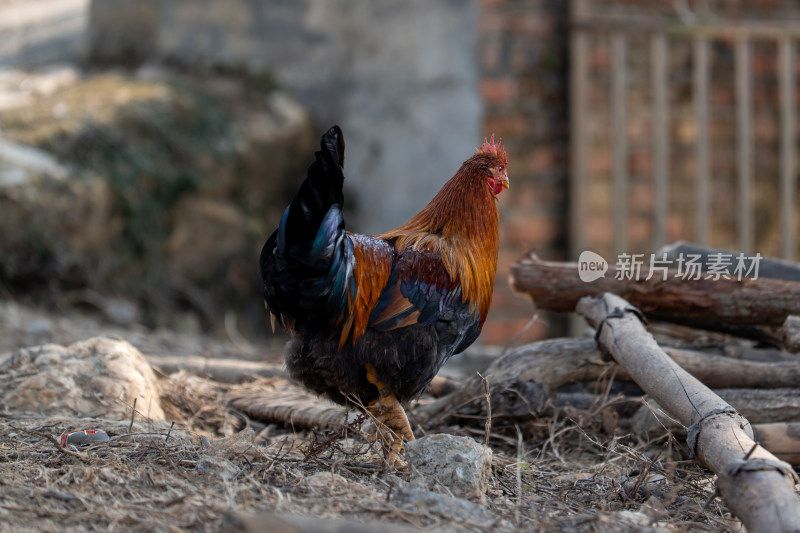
278, 125, 346, 251
322, 124, 345, 169
260, 125, 354, 331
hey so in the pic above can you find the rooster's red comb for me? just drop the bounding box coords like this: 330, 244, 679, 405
477, 134, 508, 166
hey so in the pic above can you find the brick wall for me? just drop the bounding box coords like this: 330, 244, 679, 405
89, 0, 483, 240
477, 0, 570, 344
475, 0, 800, 345
578, 1, 800, 260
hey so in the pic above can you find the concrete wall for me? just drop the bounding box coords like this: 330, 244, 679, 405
90, 0, 482, 234
85, 0, 566, 343
20, 0, 567, 343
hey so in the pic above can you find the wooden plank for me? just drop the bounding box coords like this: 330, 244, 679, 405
779, 37, 796, 261
694, 36, 711, 245
612, 32, 627, 255
572, 16, 800, 40
652, 32, 669, 249
568, 0, 592, 336
736, 37, 753, 253
569, 0, 589, 260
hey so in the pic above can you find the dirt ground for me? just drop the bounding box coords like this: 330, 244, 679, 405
0, 302, 749, 532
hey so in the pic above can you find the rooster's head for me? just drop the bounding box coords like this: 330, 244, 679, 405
477, 135, 509, 196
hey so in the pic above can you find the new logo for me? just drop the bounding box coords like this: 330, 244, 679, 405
578, 251, 608, 282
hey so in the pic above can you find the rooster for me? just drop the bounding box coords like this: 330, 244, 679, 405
260, 125, 508, 463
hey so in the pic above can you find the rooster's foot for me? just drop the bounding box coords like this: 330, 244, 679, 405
365, 364, 415, 467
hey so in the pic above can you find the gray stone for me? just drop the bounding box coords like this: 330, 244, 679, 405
203, 429, 264, 463
197, 455, 239, 481
305, 471, 349, 491
595, 510, 671, 533
223, 511, 421, 533
404, 433, 492, 503
87, 0, 157, 66
391, 486, 509, 532
0, 336, 165, 420
233, 91, 316, 215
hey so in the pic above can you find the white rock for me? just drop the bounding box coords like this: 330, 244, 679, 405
0, 336, 165, 420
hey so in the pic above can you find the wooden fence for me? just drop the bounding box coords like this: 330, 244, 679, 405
570, 1, 798, 262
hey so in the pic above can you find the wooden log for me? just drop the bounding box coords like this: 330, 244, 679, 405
147, 355, 286, 383
633, 391, 800, 440
753, 423, 800, 466
781, 315, 800, 353
412, 337, 800, 427
649, 322, 799, 363
662, 352, 800, 390
657, 242, 800, 282
412, 338, 604, 428
715, 388, 800, 424
226, 378, 357, 431
427, 375, 460, 398
577, 292, 800, 533
635, 411, 800, 467
509, 253, 800, 331
223, 375, 637, 437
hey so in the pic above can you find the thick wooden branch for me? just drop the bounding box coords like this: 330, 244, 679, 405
148, 355, 286, 383
635, 402, 800, 467
633, 390, 800, 438
657, 241, 800, 282
510, 253, 800, 330
782, 315, 800, 352
753, 423, 800, 467
413, 338, 606, 428
577, 292, 800, 533
226, 378, 356, 431
412, 338, 800, 427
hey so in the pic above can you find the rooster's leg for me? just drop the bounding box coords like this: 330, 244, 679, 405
364, 364, 415, 465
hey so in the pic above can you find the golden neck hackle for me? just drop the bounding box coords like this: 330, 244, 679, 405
378, 156, 501, 325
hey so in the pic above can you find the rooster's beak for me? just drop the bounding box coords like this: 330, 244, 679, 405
502, 177, 510, 190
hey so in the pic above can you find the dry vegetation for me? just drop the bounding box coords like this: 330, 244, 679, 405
2, 299, 795, 532
1, 370, 745, 532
